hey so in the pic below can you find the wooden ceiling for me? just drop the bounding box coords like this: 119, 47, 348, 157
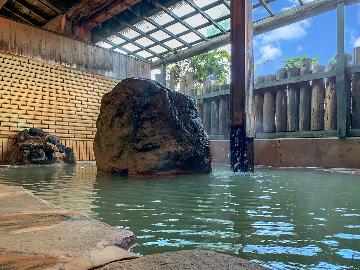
0, 0, 148, 41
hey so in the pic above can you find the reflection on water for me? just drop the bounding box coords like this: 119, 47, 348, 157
0, 163, 359, 270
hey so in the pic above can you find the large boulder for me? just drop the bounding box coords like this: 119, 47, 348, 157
94, 78, 211, 176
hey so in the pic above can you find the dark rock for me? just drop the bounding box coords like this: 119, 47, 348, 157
8, 129, 76, 165
43, 143, 58, 164
30, 149, 47, 164
20, 143, 35, 150
28, 128, 45, 137
64, 147, 76, 164
56, 143, 66, 153
94, 78, 211, 176
18, 129, 31, 142
47, 135, 60, 145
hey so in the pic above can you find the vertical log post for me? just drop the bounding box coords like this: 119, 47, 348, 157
197, 99, 204, 121
352, 46, 360, 129
263, 75, 276, 133
180, 75, 186, 94
299, 59, 312, 131
336, 3, 348, 137
287, 68, 300, 131
275, 69, 287, 132
169, 70, 176, 90
160, 64, 166, 86
211, 83, 220, 135
219, 84, 228, 137
325, 63, 337, 130
203, 81, 211, 134
311, 65, 326, 130
254, 76, 265, 133
230, 0, 254, 172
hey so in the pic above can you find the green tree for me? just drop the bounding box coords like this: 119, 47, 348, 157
283, 56, 319, 70
167, 49, 230, 86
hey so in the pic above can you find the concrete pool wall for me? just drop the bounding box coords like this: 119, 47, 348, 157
211, 138, 360, 169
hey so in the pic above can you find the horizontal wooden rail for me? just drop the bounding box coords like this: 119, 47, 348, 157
255, 70, 336, 90
347, 65, 360, 74
256, 130, 338, 139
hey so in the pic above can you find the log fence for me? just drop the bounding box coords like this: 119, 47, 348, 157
174, 46, 360, 140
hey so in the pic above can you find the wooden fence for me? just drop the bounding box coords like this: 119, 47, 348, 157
177, 46, 360, 140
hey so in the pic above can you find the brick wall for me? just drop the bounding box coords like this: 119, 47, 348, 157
0, 51, 120, 162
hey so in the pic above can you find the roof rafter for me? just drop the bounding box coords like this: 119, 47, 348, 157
152, 0, 360, 68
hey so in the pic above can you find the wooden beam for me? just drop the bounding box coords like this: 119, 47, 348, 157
0, 0, 7, 9
81, 0, 142, 30
229, 0, 254, 172
152, 0, 360, 68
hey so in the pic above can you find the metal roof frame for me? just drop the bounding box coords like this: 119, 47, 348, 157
91, 0, 359, 66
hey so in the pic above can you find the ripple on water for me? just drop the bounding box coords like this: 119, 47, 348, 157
0, 164, 359, 270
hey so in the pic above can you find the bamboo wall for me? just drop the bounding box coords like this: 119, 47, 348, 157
0, 18, 151, 162
0, 17, 151, 80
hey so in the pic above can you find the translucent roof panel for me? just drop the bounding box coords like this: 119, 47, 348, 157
96, 0, 309, 62
120, 29, 140, 39
205, 4, 230, 20
164, 39, 184, 49
184, 14, 208, 27
122, 43, 140, 52
134, 37, 155, 47
179, 32, 201, 43
107, 35, 125, 45
135, 21, 156, 33
136, 50, 154, 59
170, 2, 196, 17
194, 0, 218, 8
96, 41, 113, 49
151, 11, 174, 25
198, 25, 221, 37
149, 45, 168, 54
166, 22, 189, 35
150, 30, 171, 41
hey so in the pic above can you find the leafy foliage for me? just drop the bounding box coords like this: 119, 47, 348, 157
167, 49, 230, 86
283, 56, 319, 70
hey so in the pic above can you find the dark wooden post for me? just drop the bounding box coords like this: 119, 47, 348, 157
230, 0, 254, 172
203, 81, 211, 134
336, 3, 348, 137
287, 68, 300, 131
211, 97, 220, 135
254, 76, 265, 133
352, 46, 360, 129
299, 59, 312, 131
219, 91, 228, 136
160, 64, 166, 86
275, 69, 287, 132
325, 63, 337, 130
263, 75, 276, 133
311, 65, 326, 131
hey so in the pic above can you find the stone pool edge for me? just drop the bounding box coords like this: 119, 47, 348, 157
0, 183, 268, 270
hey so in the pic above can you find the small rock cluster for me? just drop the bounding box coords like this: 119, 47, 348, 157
8, 128, 76, 165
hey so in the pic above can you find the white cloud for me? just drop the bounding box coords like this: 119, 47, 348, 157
259, 20, 310, 44
257, 45, 282, 64
296, 45, 303, 52
355, 37, 360, 48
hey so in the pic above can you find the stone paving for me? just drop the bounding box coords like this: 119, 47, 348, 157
0, 184, 267, 270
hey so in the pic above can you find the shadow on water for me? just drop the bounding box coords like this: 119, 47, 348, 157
0, 163, 359, 270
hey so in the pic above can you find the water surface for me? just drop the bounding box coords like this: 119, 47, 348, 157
0, 163, 359, 269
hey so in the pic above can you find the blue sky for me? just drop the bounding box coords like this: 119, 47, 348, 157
253, 0, 360, 76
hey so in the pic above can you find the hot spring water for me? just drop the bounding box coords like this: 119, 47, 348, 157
0, 163, 359, 269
